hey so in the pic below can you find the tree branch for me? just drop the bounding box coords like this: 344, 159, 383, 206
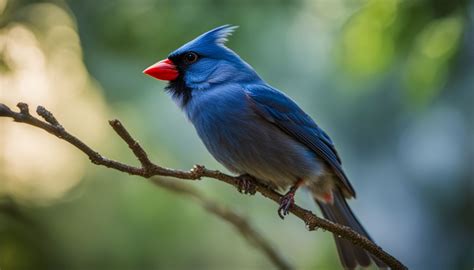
151, 178, 292, 269
0, 102, 407, 270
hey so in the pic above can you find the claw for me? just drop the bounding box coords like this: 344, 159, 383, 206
278, 192, 295, 219
237, 174, 256, 195
277, 179, 305, 219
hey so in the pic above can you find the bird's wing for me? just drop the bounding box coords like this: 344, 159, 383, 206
245, 85, 356, 198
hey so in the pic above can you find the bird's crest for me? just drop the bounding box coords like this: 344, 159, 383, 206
169, 25, 239, 58
203, 25, 238, 45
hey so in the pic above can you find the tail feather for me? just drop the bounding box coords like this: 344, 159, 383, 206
315, 189, 387, 269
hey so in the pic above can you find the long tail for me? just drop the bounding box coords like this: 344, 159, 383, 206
315, 189, 387, 270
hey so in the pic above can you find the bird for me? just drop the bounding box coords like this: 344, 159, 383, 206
143, 25, 387, 270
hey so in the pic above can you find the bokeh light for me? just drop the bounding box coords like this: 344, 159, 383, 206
0, 3, 109, 203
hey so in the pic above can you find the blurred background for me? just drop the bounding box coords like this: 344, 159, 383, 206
0, 0, 473, 269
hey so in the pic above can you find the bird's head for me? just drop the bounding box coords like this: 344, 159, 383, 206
143, 25, 260, 105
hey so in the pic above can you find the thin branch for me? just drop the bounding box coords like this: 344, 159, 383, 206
150, 177, 292, 269
2, 103, 291, 269
0, 102, 407, 270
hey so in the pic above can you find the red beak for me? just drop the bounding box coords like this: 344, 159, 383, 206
143, 59, 179, 81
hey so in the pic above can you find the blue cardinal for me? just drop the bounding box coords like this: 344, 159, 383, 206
144, 25, 386, 270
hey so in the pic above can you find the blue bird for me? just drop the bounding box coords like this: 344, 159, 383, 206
144, 25, 387, 270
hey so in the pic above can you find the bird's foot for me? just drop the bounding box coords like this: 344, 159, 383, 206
278, 179, 304, 219
237, 174, 257, 195
278, 191, 295, 219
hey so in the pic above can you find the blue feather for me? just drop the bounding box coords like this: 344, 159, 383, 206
202, 24, 239, 45
168, 25, 239, 60
245, 84, 355, 197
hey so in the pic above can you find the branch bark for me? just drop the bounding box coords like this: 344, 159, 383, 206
0, 102, 407, 270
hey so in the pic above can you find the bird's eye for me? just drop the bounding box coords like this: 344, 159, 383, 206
183, 52, 198, 64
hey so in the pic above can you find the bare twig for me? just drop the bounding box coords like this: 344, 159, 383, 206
0, 102, 407, 270
151, 178, 292, 269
